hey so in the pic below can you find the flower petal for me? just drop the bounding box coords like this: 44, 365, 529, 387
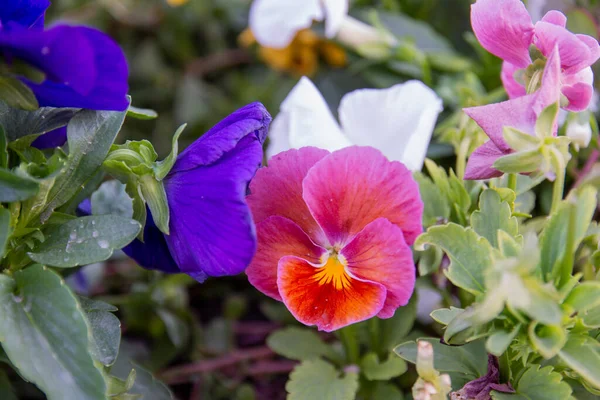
6, 26, 130, 110
248, 147, 330, 245
576, 34, 600, 65
501, 61, 526, 99
562, 82, 594, 112
165, 133, 265, 281
302, 146, 423, 246
464, 140, 506, 180
541, 10, 566, 27
174, 102, 271, 172
32, 126, 67, 149
323, 0, 348, 38
338, 80, 442, 171
247, 216, 327, 301
249, 0, 324, 48
0, 0, 49, 29
471, 0, 534, 68
340, 218, 415, 318
277, 255, 386, 331
267, 77, 351, 159
533, 21, 592, 74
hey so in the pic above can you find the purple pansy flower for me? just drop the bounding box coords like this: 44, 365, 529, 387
121, 103, 271, 282
0, 0, 129, 111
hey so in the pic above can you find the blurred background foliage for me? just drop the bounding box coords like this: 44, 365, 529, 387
39, 1, 600, 399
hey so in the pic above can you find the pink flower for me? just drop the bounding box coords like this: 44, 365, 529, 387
464, 46, 561, 180
472, 0, 600, 111
245, 146, 421, 331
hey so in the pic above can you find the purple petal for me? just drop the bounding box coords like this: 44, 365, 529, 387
32, 126, 67, 148
0, 25, 129, 110
533, 21, 593, 74
453, 355, 514, 399
501, 61, 526, 99
464, 140, 506, 180
164, 134, 265, 280
0, 0, 49, 30
541, 10, 567, 27
172, 102, 271, 172
471, 0, 534, 68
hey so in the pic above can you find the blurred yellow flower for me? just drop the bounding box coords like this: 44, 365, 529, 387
166, 0, 189, 7
239, 28, 347, 77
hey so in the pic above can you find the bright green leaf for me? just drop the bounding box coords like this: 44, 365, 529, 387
0, 167, 39, 202
563, 282, 600, 314
127, 106, 158, 120
415, 223, 491, 294
0, 208, 10, 258
361, 352, 407, 381
267, 327, 338, 361
558, 335, 600, 389
286, 359, 359, 400
493, 149, 544, 174
471, 189, 520, 248
528, 322, 566, 359
0, 265, 106, 399
430, 306, 464, 326
535, 102, 559, 139
486, 324, 520, 356
414, 172, 450, 227
28, 215, 140, 268
491, 365, 573, 400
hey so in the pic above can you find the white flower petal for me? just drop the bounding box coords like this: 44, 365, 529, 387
323, 0, 349, 38
338, 80, 443, 170
249, 0, 324, 48
267, 77, 351, 158
266, 113, 292, 160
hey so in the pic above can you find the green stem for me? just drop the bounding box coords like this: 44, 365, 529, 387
550, 166, 565, 214
456, 139, 469, 181
368, 317, 381, 357
558, 204, 577, 287
507, 173, 517, 192
338, 325, 360, 365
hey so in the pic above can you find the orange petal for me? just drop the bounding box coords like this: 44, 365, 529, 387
278, 255, 386, 332
247, 216, 327, 300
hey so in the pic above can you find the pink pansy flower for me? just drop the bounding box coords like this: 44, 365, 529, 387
245, 146, 421, 332
464, 46, 561, 180
472, 0, 600, 111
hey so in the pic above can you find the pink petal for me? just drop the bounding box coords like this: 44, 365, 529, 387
464, 141, 506, 180
246, 216, 327, 301
501, 61, 527, 99
340, 218, 416, 318
541, 10, 566, 27
247, 147, 330, 245
302, 146, 423, 247
576, 34, 600, 65
533, 21, 592, 74
471, 0, 534, 68
562, 82, 594, 112
531, 45, 562, 116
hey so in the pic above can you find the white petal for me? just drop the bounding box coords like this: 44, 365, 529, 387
267, 77, 351, 157
249, 0, 324, 48
338, 80, 443, 171
323, 0, 349, 38
266, 113, 292, 160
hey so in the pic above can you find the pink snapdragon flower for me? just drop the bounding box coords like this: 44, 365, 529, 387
471, 0, 600, 111
245, 146, 421, 332
464, 47, 561, 180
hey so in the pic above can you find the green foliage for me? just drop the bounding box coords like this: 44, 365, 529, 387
491, 365, 574, 400
558, 335, 600, 390
361, 352, 407, 381
80, 296, 121, 367
0, 76, 38, 111
286, 359, 359, 400
267, 327, 339, 361
471, 189, 520, 248
0, 167, 39, 202
0, 101, 76, 143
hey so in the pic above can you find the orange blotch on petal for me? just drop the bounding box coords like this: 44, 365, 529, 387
277, 255, 386, 332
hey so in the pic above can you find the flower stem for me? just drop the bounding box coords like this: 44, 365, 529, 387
507, 173, 517, 192
456, 139, 469, 180
550, 166, 565, 214
338, 325, 360, 365
368, 317, 381, 357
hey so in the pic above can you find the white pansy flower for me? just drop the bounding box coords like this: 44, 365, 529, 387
249, 0, 348, 49
268, 77, 443, 171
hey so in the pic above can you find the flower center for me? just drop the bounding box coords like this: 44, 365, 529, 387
313, 253, 351, 290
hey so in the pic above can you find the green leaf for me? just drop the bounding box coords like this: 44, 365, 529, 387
0, 101, 77, 142
582, 305, 600, 328
154, 124, 186, 180
361, 352, 407, 381
41, 106, 129, 221
540, 186, 597, 281
486, 324, 520, 356
0, 208, 11, 258
528, 322, 566, 359
267, 327, 338, 361
535, 102, 559, 139
493, 149, 544, 174
28, 215, 141, 268
286, 359, 359, 400
0, 125, 7, 168
127, 106, 158, 120
558, 335, 600, 389
414, 172, 450, 227
430, 306, 464, 325
563, 282, 600, 314
107, 369, 136, 397
139, 175, 169, 234
503, 127, 540, 151
394, 338, 487, 378
380, 295, 417, 351
415, 223, 491, 294
0, 265, 106, 399
491, 365, 573, 400
0, 370, 17, 400
0, 167, 39, 202
79, 297, 121, 367
91, 180, 134, 218
471, 189, 520, 248
371, 382, 403, 400
0, 75, 38, 111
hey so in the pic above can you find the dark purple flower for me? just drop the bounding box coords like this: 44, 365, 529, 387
0, 0, 129, 111
451, 355, 514, 400
123, 102, 271, 282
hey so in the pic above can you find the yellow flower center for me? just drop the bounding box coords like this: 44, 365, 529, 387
313, 254, 351, 290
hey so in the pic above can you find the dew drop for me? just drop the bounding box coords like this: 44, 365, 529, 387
64, 257, 70, 263
97, 239, 109, 249
91, 220, 96, 225
69, 231, 77, 241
